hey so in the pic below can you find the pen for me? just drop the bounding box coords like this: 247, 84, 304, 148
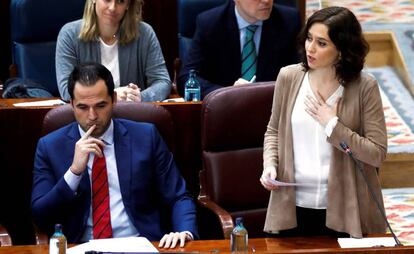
249, 75, 256, 83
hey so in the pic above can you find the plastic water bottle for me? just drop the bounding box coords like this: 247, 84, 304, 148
230, 217, 248, 254
49, 224, 67, 254
184, 69, 201, 102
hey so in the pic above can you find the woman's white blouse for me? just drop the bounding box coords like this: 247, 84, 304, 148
291, 72, 343, 209
100, 38, 120, 88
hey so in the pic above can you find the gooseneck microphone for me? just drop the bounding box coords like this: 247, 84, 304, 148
339, 142, 403, 246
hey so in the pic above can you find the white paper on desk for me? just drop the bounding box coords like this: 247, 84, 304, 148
13, 99, 66, 107
265, 177, 313, 187
162, 97, 185, 102
338, 237, 396, 248
67, 237, 159, 254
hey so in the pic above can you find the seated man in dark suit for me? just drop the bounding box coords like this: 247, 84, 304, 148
178, 0, 301, 98
31, 63, 198, 248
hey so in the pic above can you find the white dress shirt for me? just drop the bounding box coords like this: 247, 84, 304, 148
64, 120, 139, 241
291, 72, 343, 209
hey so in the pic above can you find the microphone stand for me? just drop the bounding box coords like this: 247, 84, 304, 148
339, 142, 403, 247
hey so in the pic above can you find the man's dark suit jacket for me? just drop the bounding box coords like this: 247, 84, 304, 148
31, 119, 198, 243
178, 1, 301, 98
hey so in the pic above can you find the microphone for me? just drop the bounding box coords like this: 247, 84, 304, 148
339, 142, 403, 246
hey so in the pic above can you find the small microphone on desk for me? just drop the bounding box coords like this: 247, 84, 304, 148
339, 142, 403, 247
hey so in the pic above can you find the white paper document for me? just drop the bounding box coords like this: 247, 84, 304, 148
338, 237, 397, 248
266, 177, 313, 187
13, 99, 66, 107
67, 237, 159, 254
162, 98, 185, 102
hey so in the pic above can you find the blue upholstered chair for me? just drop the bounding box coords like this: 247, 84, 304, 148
9, 0, 85, 97
177, 0, 226, 64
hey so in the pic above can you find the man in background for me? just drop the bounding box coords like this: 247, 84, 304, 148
178, 0, 301, 98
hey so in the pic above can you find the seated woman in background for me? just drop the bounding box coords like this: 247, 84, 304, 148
56, 0, 171, 102
260, 6, 387, 238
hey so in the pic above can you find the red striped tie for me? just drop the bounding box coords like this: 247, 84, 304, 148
92, 150, 113, 239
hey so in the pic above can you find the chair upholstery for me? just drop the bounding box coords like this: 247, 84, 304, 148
177, 0, 226, 63
198, 82, 275, 239
0, 223, 12, 246
10, 0, 85, 96
42, 102, 175, 153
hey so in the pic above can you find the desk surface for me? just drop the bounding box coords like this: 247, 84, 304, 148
0, 237, 413, 254
0, 98, 200, 108
0, 98, 62, 108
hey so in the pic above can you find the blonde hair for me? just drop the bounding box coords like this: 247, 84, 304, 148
79, 0, 143, 44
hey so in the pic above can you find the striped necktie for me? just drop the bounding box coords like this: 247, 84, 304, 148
241, 25, 258, 81
92, 150, 113, 239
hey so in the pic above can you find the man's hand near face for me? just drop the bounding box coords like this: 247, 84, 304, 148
70, 125, 106, 175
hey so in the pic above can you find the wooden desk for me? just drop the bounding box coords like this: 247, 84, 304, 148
0, 237, 413, 253
0, 99, 54, 244
0, 99, 202, 245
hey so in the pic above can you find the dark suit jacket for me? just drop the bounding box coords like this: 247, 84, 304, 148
31, 119, 198, 243
178, 1, 301, 98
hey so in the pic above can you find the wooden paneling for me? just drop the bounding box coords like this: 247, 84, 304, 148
381, 153, 414, 188
365, 31, 414, 188
365, 31, 414, 96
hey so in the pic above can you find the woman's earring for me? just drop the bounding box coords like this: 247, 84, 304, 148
92, 0, 96, 4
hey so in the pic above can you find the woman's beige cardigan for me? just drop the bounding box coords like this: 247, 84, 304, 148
263, 64, 387, 238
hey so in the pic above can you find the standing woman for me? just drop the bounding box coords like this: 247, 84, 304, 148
260, 6, 387, 238
56, 0, 171, 102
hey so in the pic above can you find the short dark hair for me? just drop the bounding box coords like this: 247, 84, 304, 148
298, 6, 369, 84
67, 63, 115, 100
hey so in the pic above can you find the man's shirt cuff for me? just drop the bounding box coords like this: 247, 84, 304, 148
64, 168, 83, 192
